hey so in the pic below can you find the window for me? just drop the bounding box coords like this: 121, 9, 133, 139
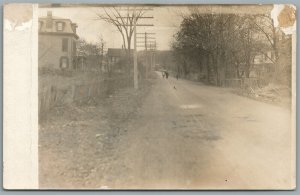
38, 21, 43, 31
62, 38, 68, 52
46, 20, 52, 29
60, 57, 69, 69
57, 22, 64, 31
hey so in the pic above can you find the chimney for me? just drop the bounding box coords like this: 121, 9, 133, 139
47, 11, 52, 18
71, 23, 78, 33
46, 11, 53, 29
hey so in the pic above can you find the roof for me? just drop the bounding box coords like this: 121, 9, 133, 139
39, 16, 68, 20
107, 48, 134, 57
39, 11, 79, 39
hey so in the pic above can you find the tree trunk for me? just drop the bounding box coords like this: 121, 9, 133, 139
206, 53, 212, 83
126, 35, 132, 74
245, 62, 250, 78
212, 51, 219, 86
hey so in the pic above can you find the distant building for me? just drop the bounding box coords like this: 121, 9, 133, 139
74, 55, 87, 70
253, 51, 275, 65
107, 48, 127, 64
252, 31, 292, 79
39, 11, 79, 70
107, 48, 134, 72
74, 55, 102, 71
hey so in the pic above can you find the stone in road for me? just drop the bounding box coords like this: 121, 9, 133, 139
102, 72, 293, 189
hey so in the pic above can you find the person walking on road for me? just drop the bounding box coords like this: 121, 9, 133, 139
165, 71, 169, 79
162, 71, 165, 79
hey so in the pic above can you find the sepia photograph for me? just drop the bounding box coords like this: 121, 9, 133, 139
3, 3, 296, 190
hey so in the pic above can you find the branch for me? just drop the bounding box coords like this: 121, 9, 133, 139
258, 51, 276, 64
251, 17, 275, 48
113, 7, 129, 40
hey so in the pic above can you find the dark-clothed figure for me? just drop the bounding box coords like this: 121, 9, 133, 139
165, 71, 169, 79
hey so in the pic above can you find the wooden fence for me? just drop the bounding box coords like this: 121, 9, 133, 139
225, 78, 261, 89
39, 77, 132, 122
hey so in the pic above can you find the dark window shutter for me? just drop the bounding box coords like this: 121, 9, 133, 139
62, 38, 68, 52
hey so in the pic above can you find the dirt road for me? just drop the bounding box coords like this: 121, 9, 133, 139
39, 72, 294, 189
104, 72, 293, 189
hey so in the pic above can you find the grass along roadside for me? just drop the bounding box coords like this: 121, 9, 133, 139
39, 77, 155, 188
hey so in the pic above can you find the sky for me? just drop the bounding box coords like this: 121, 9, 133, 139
38, 5, 275, 51
39, 6, 185, 50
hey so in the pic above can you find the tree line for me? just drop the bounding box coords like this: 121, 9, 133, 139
171, 7, 293, 87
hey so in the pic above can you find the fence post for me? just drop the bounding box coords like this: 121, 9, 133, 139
71, 85, 76, 101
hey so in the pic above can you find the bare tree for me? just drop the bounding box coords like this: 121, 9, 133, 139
94, 6, 149, 71
96, 34, 106, 68
77, 38, 101, 56
249, 13, 289, 81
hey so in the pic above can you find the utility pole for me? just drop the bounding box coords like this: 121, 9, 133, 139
153, 41, 156, 71
133, 16, 138, 89
100, 42, 104, 72
145, 32, 148, 79
147, 41, 157, 71
117, 9, 154, 89
136, 32, 156, 79
133, 21, 153, 89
